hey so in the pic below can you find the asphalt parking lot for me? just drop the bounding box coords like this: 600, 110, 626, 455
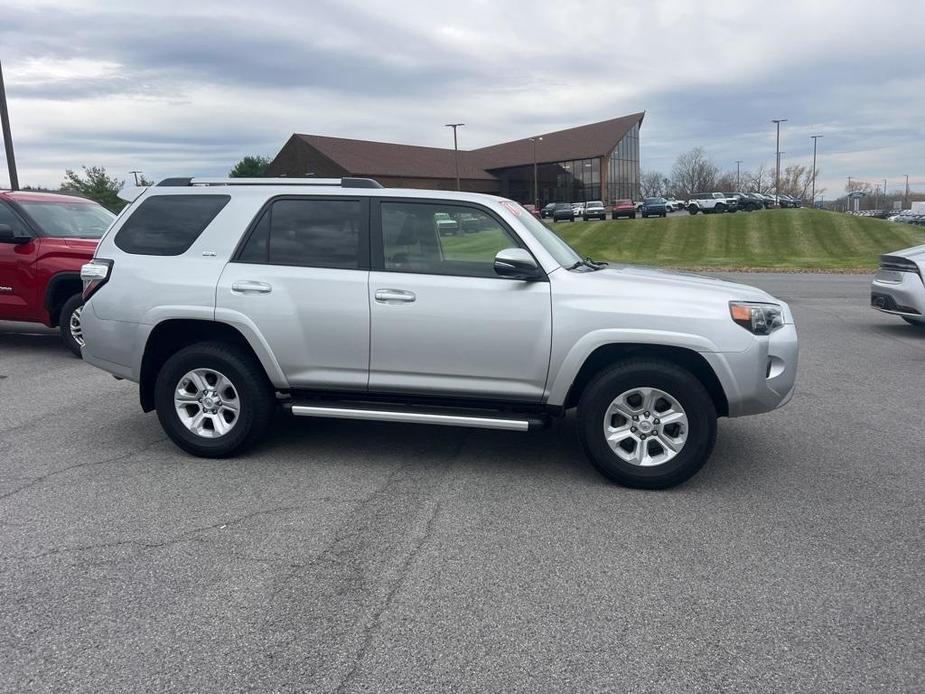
1, 273, 923, 693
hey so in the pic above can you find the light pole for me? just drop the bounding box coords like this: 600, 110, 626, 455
445, 123, 464, 191
905, 174, 910, 209
0, 58, 19, 191
129, 170, 143, 186
529, 136, 543, 208
883, 178, 887, 209
772, 119, 787, 198
810, 135, 822, 204
735, 160, 742, 190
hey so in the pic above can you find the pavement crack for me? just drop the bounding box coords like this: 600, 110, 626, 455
333, 500, 441, 694
0, 437, 167, 504
1, 504, 309, 562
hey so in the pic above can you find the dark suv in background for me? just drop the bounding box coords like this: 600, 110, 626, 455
552, 202, 575, 222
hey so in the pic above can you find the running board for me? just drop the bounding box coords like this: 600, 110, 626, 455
288, 402, 546, 431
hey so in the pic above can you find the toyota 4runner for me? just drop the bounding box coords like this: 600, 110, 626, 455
80, 177, 798, 489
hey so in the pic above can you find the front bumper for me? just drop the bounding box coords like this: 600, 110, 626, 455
871, 269, 925, 318
702, 322, 799, 418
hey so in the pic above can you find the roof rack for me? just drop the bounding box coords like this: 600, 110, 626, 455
155, 177, 383, 189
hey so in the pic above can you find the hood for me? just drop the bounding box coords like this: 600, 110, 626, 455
595, 264, 774, 301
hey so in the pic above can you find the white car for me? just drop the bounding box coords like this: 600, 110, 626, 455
871, 244, 925, 327
571, 203, 585, 218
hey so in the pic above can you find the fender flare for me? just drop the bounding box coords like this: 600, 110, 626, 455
545, 328, 725, 407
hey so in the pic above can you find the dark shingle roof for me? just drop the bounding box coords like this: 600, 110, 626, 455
294, 134, 496, 180
287, 112, 644, 180
472, 112, 645, 169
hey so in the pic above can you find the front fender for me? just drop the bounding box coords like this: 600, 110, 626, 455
545, 328, 722, 406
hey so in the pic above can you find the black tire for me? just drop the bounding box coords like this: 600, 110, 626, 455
688, 208, 698, 215
661, 212, 667, 218
577, 359, 717, 489
58, 293, 85, 357
715, 203, 726, 214
154, 341, 275, 458
630, 213, 636, 219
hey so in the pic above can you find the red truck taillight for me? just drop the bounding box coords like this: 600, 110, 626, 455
80, 258, 113, 300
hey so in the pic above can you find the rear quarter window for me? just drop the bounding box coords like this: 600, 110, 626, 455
114, 195, 230, 256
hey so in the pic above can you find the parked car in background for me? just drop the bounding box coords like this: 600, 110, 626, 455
753, 193, 776, 209
687, 193, 728, 215
80, 176, 798, 489
871, 245, 925, 328
611, 199, 636, 219
665, 199, 684, 212
0, 190, 115, 355
582, 200, 607, 221
434, 212, 459, 235
552, 202, 575, 222
540, 202, 556, 219
640, 197, 668, 218
724, 193, 760, 212
522, 204, 542, 220
572, 203, 585, 218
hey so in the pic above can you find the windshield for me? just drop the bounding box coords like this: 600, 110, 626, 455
644, 197, 665, 203
18, 200, 115, 238
587, 201, 604, 207
513, 210, 582, 268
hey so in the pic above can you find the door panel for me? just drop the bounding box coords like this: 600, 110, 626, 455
368, 272, 551, 400
217, 263, 370, 389
215, 195, 371, 390
367, 199, 552, 401
0, 203, 36, 321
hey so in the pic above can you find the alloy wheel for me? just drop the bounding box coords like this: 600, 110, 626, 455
602, 387, 688, 466
174, 368, 240, 438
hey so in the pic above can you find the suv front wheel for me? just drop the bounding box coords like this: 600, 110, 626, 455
154, 342, 275, 457
577, 359, 717, 489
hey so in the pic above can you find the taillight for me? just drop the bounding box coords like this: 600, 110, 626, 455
80, 259, 113, 300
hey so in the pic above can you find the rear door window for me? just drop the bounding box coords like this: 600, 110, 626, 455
114, 195, 229, 256
235, 197, 367, 270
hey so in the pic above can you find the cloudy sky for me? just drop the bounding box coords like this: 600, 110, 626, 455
2, 0, 923, 197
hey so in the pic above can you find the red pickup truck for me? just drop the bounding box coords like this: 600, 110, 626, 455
0, 190, 115, 355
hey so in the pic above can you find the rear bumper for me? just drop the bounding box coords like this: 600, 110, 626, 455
79, 300, 142, 382
871, 270, 925, 317
702, 322, 799, 418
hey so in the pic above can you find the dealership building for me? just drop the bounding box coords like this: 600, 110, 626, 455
265, 112, 643, 204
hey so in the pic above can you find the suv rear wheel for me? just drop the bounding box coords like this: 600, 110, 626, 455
154, 342, 275, 457
577, 359, 717, 489
59, 293, 85, 357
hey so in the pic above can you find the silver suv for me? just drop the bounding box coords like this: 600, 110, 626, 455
80, 177, 798, 489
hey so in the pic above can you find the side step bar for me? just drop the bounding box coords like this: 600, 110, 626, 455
288, 402, 547, 432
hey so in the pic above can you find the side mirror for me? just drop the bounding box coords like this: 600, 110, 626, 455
494, 248, 541, 280
0, 223, 30, 244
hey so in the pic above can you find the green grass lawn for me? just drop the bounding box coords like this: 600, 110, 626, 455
549, 209, 925, 271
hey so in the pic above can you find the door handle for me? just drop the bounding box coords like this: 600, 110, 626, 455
231, 280, 272, 294
375, 288, 416, 303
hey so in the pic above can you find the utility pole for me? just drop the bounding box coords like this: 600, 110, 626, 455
529, 136, 543, 208
905, 174, 910, 209
0, 58, 19, 191
772, 119, 787, 199
735, 160, 742, 190
883, 178, 887, 209
444, 123, 464, 191
810, 135, 822, 204
847, 177, 853, 212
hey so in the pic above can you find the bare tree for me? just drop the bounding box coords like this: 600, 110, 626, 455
715, 171, 737, 192
640, 170, 667, 197
670, 148, 719, 198
742, 162, 774, 193
776, 164, 823, 199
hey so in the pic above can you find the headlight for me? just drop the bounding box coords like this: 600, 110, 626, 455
729, 301, 784, 335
